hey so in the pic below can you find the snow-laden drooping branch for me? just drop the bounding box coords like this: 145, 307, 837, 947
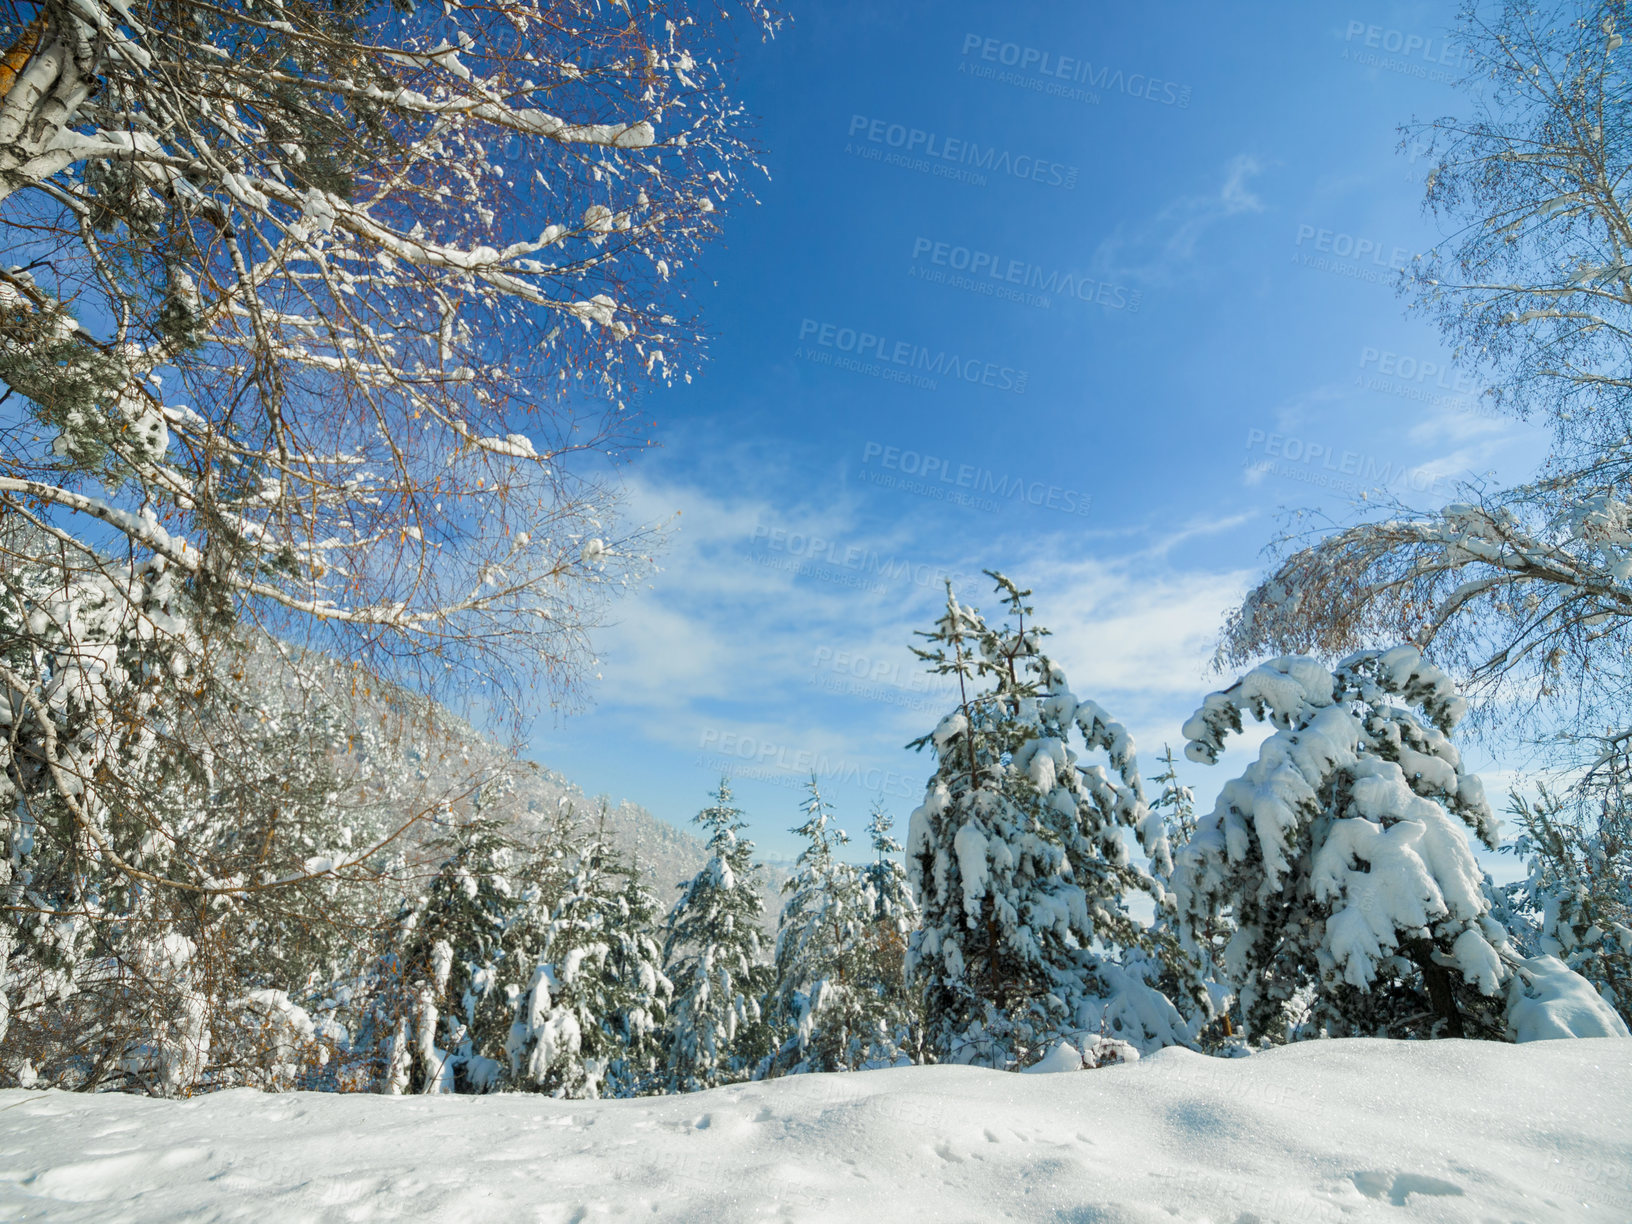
1222, 466, 1632, 748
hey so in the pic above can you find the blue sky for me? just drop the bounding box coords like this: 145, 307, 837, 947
529, 2, 1547, 868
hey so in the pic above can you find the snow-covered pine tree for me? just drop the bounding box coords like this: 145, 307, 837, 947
904, 573, 1188, 1070
390, 808, 536, 1093
1499, 758, 1632, 1030
600, 862, 674, 1096
1150, 746, 1197, 850
1170, 647, 1604, 1043
507, 806, 671, 1099
858, 804, 921, 1065
1134, 745, 1232, 1043
660, 780, 772, 1091
765, 780, 872, 1075
862, 804, 917, 921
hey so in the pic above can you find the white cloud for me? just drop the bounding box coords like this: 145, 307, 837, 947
534, 435, 1291, 847
1220, 153, 1267, 214
574, 458, 1256, 790
1237, 374, 1542, 503
1094, 154, 1269, 285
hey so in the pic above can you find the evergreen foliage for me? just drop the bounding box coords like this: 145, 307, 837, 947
660, 780, 771, 1091
1173, 649, 1513, 1041
904, 573, 1188, 1070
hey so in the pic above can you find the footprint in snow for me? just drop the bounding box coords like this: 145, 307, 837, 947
1352, 1170, 1465, 1206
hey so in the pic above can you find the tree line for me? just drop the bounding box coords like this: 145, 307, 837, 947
8, 566, 1627, 1097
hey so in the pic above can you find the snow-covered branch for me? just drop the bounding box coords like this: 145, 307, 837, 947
1, 0, 765, 711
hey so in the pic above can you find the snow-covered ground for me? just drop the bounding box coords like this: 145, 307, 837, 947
0, 1039, 1626, 1222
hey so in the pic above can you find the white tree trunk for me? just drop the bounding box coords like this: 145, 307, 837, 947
0, 12, 99, 205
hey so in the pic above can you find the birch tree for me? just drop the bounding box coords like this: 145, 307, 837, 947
1224, 2, 1632, 752
0, 0, 769, 702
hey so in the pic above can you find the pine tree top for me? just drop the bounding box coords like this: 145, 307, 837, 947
692, 776, 752, 852
789, 777, 849, 872
867, 802, 903, 858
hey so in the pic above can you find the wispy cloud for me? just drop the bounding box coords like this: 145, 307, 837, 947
1220, 154, 1267, 214
1237, 374, 1540, 500
561, 451, 1256, 813
1094, 153, 1268, 285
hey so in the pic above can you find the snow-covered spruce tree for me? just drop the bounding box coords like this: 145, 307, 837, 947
904, 574, 1188, 1070
764, 780, 874, 1075
507, 810, 671, 1099
858, 804, 923, 1064
660, 780, 772, 1091
862, 804, 917, 926
389, 809, 540, 1094
1138, 745, 1236, 1044
1173, 647, 1628, 1043
1150, 746, 1198, 849
323, 735, 592, 1093
1498, 754, 1632, 1030
600, 863, 675, 1096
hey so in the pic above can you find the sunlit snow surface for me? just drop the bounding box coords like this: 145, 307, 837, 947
1, 1039, 1627, 1222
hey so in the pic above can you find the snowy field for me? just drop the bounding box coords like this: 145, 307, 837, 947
0, 1039, 1626, 1223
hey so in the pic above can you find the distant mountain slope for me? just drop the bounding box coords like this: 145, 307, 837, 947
238, 634, 787, 928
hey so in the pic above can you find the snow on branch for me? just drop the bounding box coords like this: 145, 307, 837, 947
0, 0, 763, 710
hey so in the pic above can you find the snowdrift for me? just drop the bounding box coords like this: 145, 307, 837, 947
1, 1038, 1627, 1222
